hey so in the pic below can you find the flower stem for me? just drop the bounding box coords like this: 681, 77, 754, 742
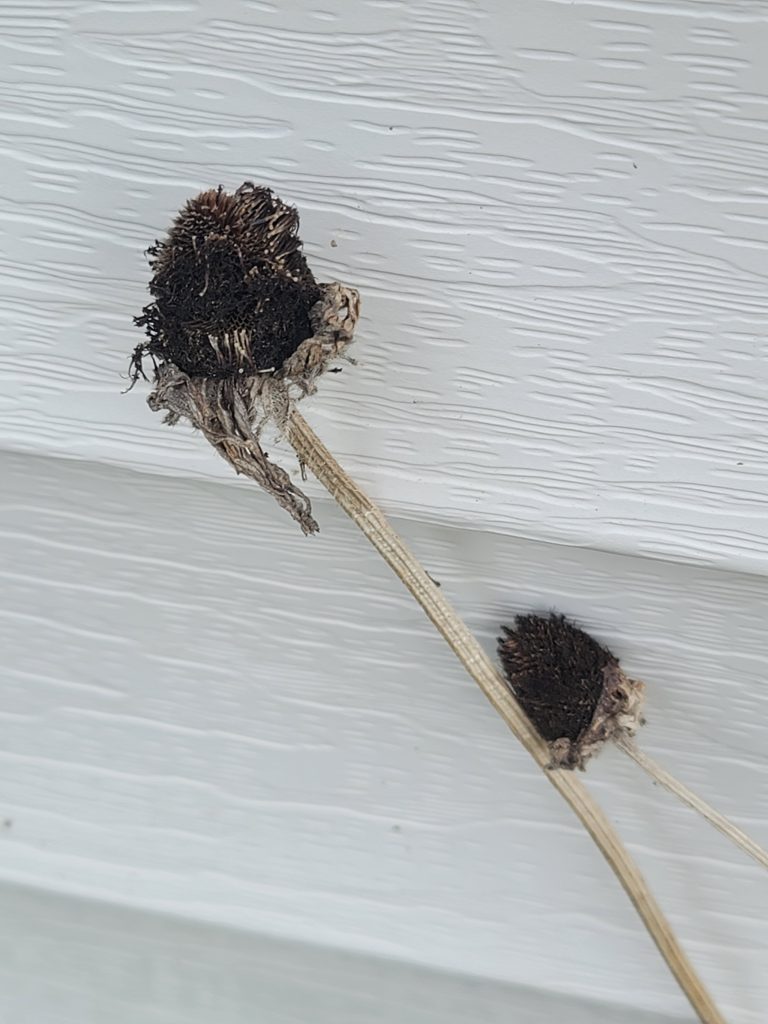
287, 409, 726, 1024
616, 734, 768, 870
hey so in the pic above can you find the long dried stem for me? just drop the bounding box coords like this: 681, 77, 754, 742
616, 734, 768, 871
287, 409, 726, 1024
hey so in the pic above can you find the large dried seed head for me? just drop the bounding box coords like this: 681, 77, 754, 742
133, 183, 322, 379
130, 182, 360, 533
498, 613, 645, 770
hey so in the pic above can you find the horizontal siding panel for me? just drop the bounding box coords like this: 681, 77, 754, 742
1, 451, 765, 1022
0, 1, 767, 570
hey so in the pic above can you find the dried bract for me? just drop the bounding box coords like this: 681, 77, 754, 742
498, 613, 645, 769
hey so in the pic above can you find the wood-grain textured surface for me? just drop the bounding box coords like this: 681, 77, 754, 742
2, 452, 765, 1022
1, 1, 767, 570
0, 882, 696, 1024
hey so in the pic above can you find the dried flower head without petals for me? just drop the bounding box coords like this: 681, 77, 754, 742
498, 613, 645, 769
131, 183, 359, 534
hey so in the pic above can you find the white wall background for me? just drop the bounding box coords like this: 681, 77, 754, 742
2, 452, 767, 1023
1, 2, 767, 1022
3, 0, 768, 569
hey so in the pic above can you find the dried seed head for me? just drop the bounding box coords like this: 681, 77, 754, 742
130, 182, 359, 534
132, 183, 322, 380
498, 613, 645, 770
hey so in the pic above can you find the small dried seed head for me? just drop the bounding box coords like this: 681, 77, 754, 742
498, 613, 645, 770
499, 613, 610, 743
132, 183, 322, 380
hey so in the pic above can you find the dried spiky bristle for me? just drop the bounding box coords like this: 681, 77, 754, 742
498, 613, 645, 769
132, 183, 322, 379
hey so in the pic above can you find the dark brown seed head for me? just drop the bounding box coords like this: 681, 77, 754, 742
132, 183, 322, 380
498, 613, 644, 769
499, 613, 613, 743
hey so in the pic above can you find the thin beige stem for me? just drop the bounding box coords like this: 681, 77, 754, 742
287, 409, 726, 1024
615, 734, 768, 871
